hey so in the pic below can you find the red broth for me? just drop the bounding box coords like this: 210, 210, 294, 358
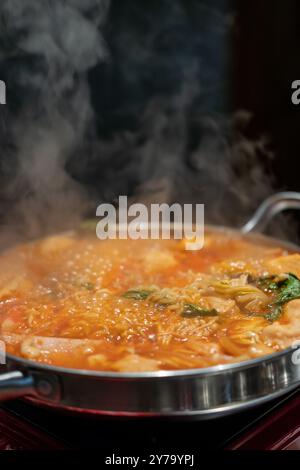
0, 229, 299, 372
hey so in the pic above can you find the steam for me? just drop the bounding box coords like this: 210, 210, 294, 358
0, 0, 291, 246
0, 0, 109, 244
132, 100, 294, 239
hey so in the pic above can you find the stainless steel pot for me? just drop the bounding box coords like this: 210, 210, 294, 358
1, 192, 300, 418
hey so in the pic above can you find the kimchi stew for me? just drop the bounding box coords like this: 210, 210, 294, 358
1, 228, 300, 372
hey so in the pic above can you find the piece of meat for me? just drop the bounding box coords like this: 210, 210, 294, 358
262, 299, 300, 348
265, 254, 300, 278
0, 276, 32, 300
200, 296, 236, 314
113, 354, 160, 372
1, 334, 103, 358
38, 233, 75, 255
144, 249, 177, 272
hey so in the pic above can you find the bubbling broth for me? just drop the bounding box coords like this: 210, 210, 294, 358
1, 228, 300, 372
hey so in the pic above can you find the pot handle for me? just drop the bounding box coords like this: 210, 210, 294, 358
0, 369, 61, 402
241, 192, 300, 234
0, 371, 35, 401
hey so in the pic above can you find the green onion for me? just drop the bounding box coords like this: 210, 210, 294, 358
181, 303, 218, 318
123, 289, 153, 300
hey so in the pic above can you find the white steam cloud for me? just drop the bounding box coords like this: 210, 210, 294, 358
0, 0, 109, 245
0, 0, 291, 246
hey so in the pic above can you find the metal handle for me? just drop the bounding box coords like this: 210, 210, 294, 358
0, 371, 35, 401
241, 192, 300, 234
0, 369, 61, 402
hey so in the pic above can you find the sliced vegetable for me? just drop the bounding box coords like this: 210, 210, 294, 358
212, 276, 268, 302
212, 275, 268, 313
123, 289, 153, 300
181, 303, 218, 318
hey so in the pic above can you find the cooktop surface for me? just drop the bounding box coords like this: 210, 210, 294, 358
1, 387, 300, 450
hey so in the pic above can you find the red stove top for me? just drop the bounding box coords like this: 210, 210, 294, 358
0, 408, 64, 450
0, 388, 300, 450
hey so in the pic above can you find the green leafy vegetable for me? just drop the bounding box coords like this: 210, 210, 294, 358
123, 289, 153, 300
274, 273, 300, 304
255, 275, 279, 292
264, 304, 282, 322
181, 303, 218, 318
259, 273, 300, 321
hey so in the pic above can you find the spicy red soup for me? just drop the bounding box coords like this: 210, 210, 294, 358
0, 228, 300, 372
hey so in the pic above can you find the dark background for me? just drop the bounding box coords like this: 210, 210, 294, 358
0, 0, 300, 237
85, 0, 300, 192
232, 0, 300, 189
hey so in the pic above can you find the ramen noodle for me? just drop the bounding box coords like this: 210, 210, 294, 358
0, 228, 300, 372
